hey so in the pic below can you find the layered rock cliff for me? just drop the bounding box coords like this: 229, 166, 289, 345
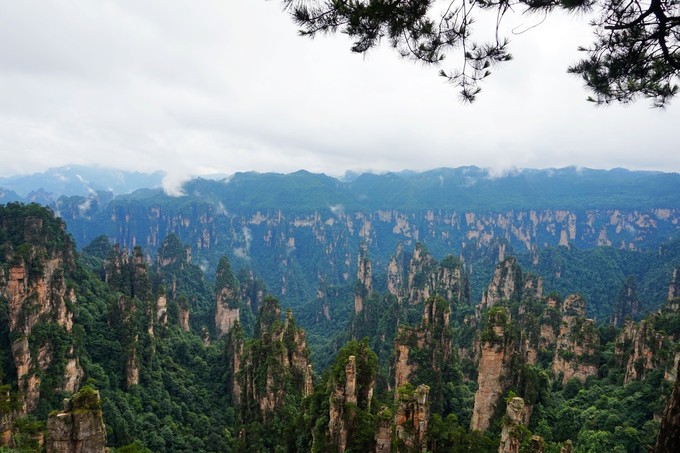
354, 242, 373, 314
66, 175, 680, 309
214, 256, 241, 337
654, 358, 680, 452
105, 246, 157, 388
46, 386, 106, 453
323, 339, 377, 453
384, 242, 469, 310
481, 257, 542, 310
393, 296, 453, 411
0, 208, 83, 414
552, 295, 599, 384
498, 397, 529, 453
471, 307, 512, 432
616, 319, 667, 384
610, 277, 640, 327
230, 297, 312, 423
470, 258, 545, 432
328, 355, 360, 452
395, 384, 430, 452
470, 259, 601, 433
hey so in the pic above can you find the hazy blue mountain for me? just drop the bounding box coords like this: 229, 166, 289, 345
37, 166, 679, 320
5, 165, 680, 317
0, 187, 23, 204
172, 166, 680, 211
0, 165, 165, 198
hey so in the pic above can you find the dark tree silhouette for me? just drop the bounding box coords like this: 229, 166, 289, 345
282, 0, 679, 106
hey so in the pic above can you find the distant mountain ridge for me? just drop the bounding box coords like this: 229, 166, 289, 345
4, 165, 680, 315
2, 165, 680, 210
0, 165, 165, 199
108, 165, 680, 212
18, 165, 670, 317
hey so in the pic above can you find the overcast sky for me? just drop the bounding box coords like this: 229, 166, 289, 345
1, 0, 679, 183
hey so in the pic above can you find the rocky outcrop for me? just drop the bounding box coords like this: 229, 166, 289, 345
0, 213, 83, 414
393, 296, 453, 407
481, 257, 544, 310
225, 324, 245, 405
669, 268, 680, 301
114, 295, 143, 388
498, 397, 528, 453
395, 384, 430, 452
471, 307, 511, 432
552, 295, 599, 384
654, 359, 680, 452
387, 243, 405, 300
354, 243, 372, 314
482, 258, 524, 309
126, 343, 139, 388
214, 256, 240, 337
177, 295, 190, 331
46, 387, 106, 453
329, 355, 359, 452
610, 277, 640, 326
394, 343, 414, 393
375, 406, 393, 453
214, 302, 239, 337
234, 298, 312, 421
406, 243, 438, 305
616, 319, 666, 384
238, 268, 266, 313
386, 243, 468, 310
105, 246, 157, 389
156, 294, 168, 326
323, 340, 377, 453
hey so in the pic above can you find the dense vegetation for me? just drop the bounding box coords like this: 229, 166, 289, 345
1, 201, 679, 452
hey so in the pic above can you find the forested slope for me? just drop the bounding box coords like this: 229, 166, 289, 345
1, 203, 680, 452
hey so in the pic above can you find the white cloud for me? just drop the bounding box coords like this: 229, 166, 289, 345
0, 1, 677, 178
330, 204, 345, 216
161, 173, 189, 197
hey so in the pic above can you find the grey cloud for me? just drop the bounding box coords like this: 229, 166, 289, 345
0, 1, 678, 180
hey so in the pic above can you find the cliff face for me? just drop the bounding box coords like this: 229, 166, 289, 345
328, 355, 360, 452
669, 268, 680, 300
387, 243, 405, 300
481, 257, 542, 310
498, 397, 529, 453
469, 258, 543, 433
0, 214, 83, 414
323, 340, 377, 453
394, 296, 452, 393
482, 258, 524, 309
470, 259, 604, 433
214, 257, 241, 337
471, 307, 511, 432
374, 406, 393, 453
233, 298, 312, 422
384, 243, 469, 310
552, 295, 599, 384
105, 246, 157, 389
354, 243, 373, 314
395, 384, 430, 453
406, 243, 437, 305
654, 358, 680, 453
615, 319, 667, 384
610, 277, 640, 327
73, 191, 680, 306
46, 387, 106, 453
